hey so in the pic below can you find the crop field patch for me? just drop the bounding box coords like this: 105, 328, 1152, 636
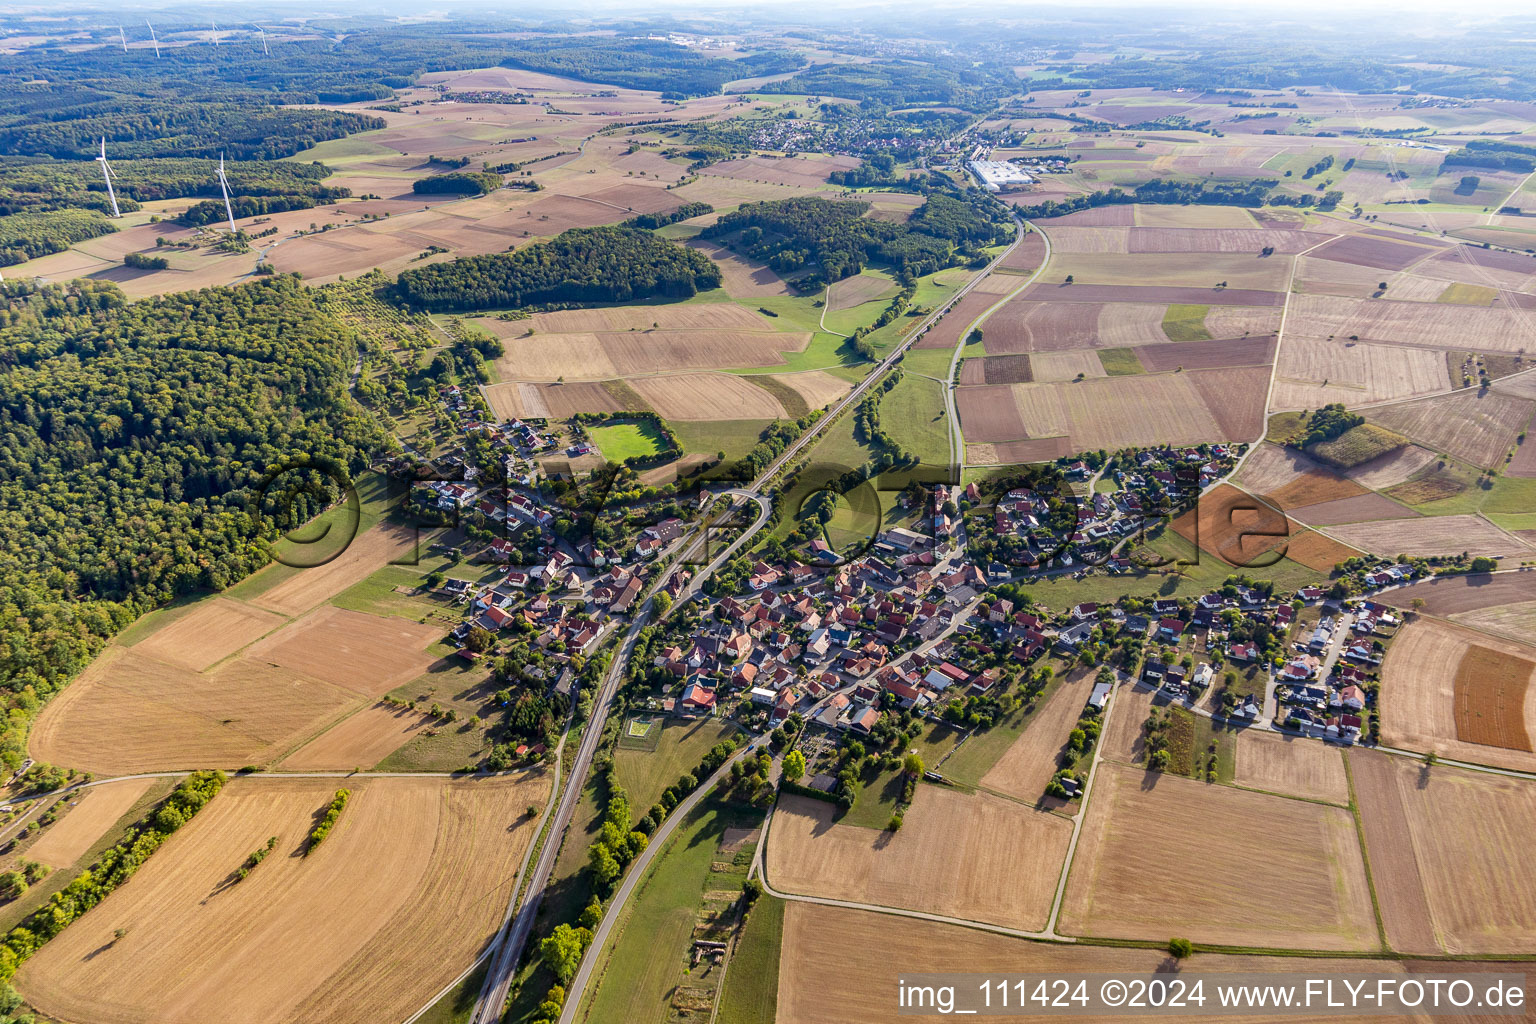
1233, 730, 1349, 805
1271, 337, 1450, 410
1262, 466, 1367, 510
23, 779, 156, 870
1007, 368, 1263, 452
1204, 305, 1281, 339
960, 354, 1033, 385
1305, 423, 1409, 471
1288, 294, 1536, 354
16, 775, 550, 1024
1380, 618, 1536, 774
1236, 442, 1336, 496
765, 789, 1070, 932
1043, 253, 1293, 292
1369, 390, 1533, 469
826, 272, 897, 311
482, 380, 628, 421
1325, 514, 1529, 559
490, 328, 811, 381
29, 646, 363, 774
1040, 227, 1132, 254
277, 704, 440, 771
1454, 645, 1535, 752
1036, 205, 1135, 227
1280, 529, 1361, 572
629, 372, 788, 420
129, 597, 289, 673
683, 240, 794, 298
1286, 491, 1412, 526
1134, 336, 1274, 373
1342, 444, 1439, 490
246, 522, 424, 619
1384, 572, 1536, 620
701, 153, 860, 188
517, 303, 776, 334
1058, 765, 1377, 950
1125, 226, 1330, 254
996, 230, 1048, 272
766, 370, 852, 413
915, 292, 1000, 351
1309, 232, 1446, 270
1171, 483, 1291, 567
245, 607, 443, 698
777, 903, 1414, 1024
1350, 750, 1536, 954
986, 437, 1073, 464
957, 384, 1029, 442
1022, 281, 1284, 306
1133, 204, 1260, 228
1029, 349, 1106, 382
979, 668, 1097, 812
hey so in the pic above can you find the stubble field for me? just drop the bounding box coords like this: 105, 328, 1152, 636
17, 774, 550, 1024
1058, 765, 1377, 950
765, 788, 1071, 932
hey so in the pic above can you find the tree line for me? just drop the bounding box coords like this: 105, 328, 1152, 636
0, 208, 116, 266
0, 157, 341, 217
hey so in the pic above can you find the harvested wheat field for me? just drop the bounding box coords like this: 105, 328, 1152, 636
1323, 515, 1530, 560
983, 300, 1170, 353
1236, 442, 1336, 496
827, 272, 897, 311
1380, 617, 1536, 773
1022, 282, 1283, 307
17, 774, 550, 1024
277, 703, 439, 771
1343, 444, 1439, 490
1012, 373, 1233, 451
1282, 529, 1362, 571
778, 902, 1424, 1024
1271, 337, 1451, 410
630, 372, 788, 421
988, 437, 1073, 464
1058, 765, 1376, 950
1233, 731, 1349, 805
996, 230, 1047, 272
1262, 464, 1366, 510
765, 788, 1070, 931
767, 370, 851, 412
1126, 226, 1330, 254
29, 646, 363, 774
684, 240, 792, 298
1350, 749, 1536, 955
1368, 389, 1533, 468
1288, 294, 1536, 354
961, 353, 1032, 385
1134, 204, 1258, 228
482, 380, 629, 421
1451, 600, 1536, 648
1455, 643, 1534, 752
980, 669, 1093, 811
23, 779, 156, 870
701, 153, 859, 188
245, 607, 443, 698
1029, 349, 1105, 382
129, 597, 289, 673
1310, 232, 1447, 271
1047, 253, 1293, 292
247, 522, 423, 619
491, 327, 809, 381
1205, 305, 1282, 339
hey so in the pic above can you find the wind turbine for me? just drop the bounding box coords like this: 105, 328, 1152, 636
211, 21, 219, 46
117, 26, 127, 52
216, 153, 237, 233
257, 26, 269, 56
97, 138, 122, 218
145, 21, 160, 59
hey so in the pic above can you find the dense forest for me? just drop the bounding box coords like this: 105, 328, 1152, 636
700, 193, 1010, 288
394, 226, 722, 311
413, 171, 504, 196
0, 208, 115, 266
0, 157, 342, 216
760, 59, 1016, 111
0, 276, 383, 772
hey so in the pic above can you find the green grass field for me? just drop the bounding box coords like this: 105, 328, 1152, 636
1098, 347, 1146, 375
880, 372, 951, 465
672, 419, 775, 462
1161, 304, 1212, 342
715, 896, 785, 1024
614, 718, 742, 821
577, 794, 757, 1024
590, 420, 666, 462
